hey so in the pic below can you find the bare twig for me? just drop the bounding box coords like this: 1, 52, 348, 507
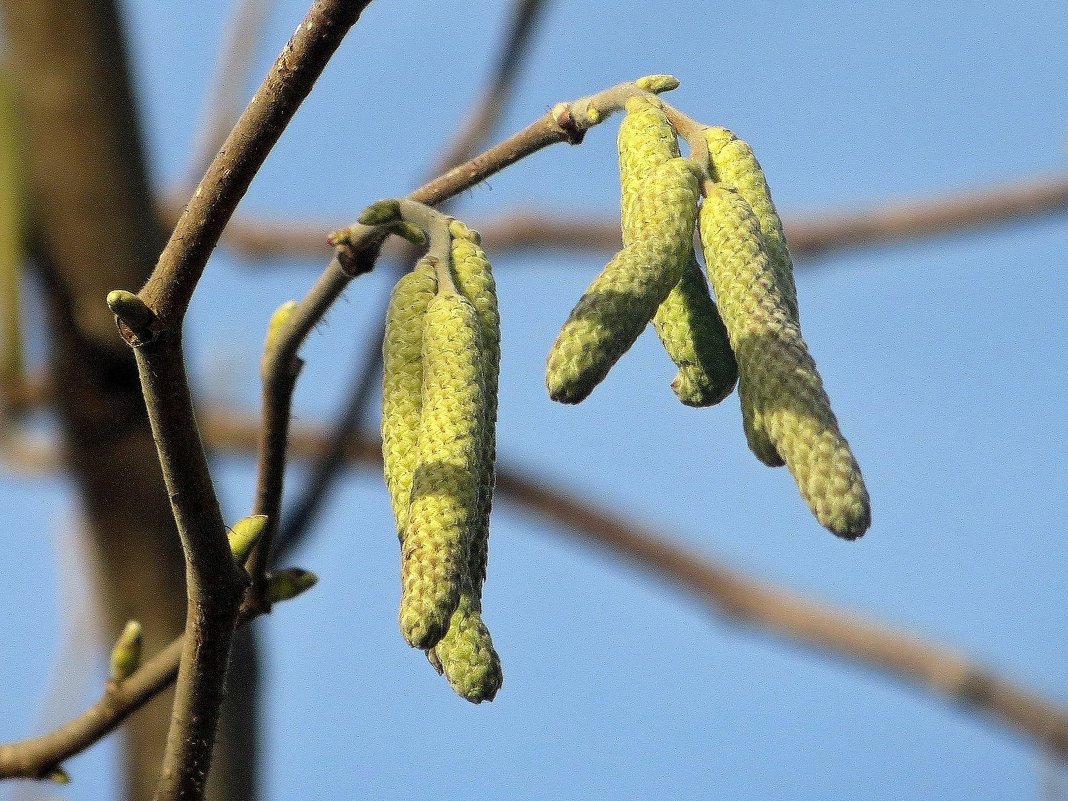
185, 0, 277, 184
119, 2, 374, 798
272, 0, 551, 560
434, 0, 549, 173
189, 171, 1068, 263
4, 406, 1067, 778
200, 411, 1068, 759
140, 0, 373, 328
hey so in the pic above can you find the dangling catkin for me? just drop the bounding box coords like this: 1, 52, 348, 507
704, 126, 798, 323
699, 185, 870, 539
381, 259, 437, 533
426, 222, 502, 701
619, 95, 736, 407
400, 288, 488, 648
547, 156, 702, 403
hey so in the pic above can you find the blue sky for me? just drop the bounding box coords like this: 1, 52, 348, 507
2, 1, 1067, 798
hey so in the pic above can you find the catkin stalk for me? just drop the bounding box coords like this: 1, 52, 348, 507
699, 185, 871, 539
400, 288, 488, 649
381, 259, 437, 533
619, 95, 736, 406
547, 157, 702, 403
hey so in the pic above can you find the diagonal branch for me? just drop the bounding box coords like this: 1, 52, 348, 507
3, 409, 1067, 779
184, 170, 1068, 263
117, 2, 374, 798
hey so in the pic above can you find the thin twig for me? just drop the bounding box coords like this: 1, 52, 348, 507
185, 0, 277, 184
209, 412, 1068, 759
261, 75, 670, 565
140, 0, 373, 328
187, 171, 1068, 263
272, 0, 551, 559
434, 0, 549, 173
3, 408, 1067, 778
120, 2, 374, 798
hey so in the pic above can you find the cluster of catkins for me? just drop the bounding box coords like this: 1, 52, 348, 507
546, 93, 871, 540
381, 220, 503, 703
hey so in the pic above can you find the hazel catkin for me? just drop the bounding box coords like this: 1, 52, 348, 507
618, 95, 737, 407
704, 126, 799, 323
399, 289, 488, 648
699, 185, 871, 539
547, 156, 702, 403
425, 223, 503, 700
381, 259, 437, 533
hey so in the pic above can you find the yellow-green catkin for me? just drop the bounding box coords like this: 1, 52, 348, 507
547, 156, 702, 404
705, 126, 798, 322
428, 593, 503, 703
705, 127, 795, 461
699, 185, 870, 539
426, 222, 502, 702
400, 289, 488, 649
381, 259, 437, 534
619, 95, 736, 407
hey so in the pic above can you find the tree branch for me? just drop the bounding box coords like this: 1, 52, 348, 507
117, 2, 374, 798
180, 171, 1068, 263
3, 407, 1067, 778
140, 0, 374, 328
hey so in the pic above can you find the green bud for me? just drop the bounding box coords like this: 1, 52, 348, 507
265, 300, 298, 351
634, 74, 680, 93
109, 620, 143, 683
358, 198, 401, 226
266, 568, 318, 602
105, 290, 154, 332
228, 514, 267, 563
46, 766, 71, 784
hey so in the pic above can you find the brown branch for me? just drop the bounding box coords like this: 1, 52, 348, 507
121, 2, 374, 798
3, 406, 1067, 778
200, 411, 1068, 759
0, 638, 184, 781
140, 0, 373, 328
185, 0, 277, 184
272, 0, 551, 561
190, 171, 1068, 263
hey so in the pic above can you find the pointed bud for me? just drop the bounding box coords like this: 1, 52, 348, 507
109, 620, 143, 683
46, 766, 71, 784
358, 199, 401, 226
228, 514, 268, 563
266, 568, 318, 602
634, 74, 680, 93
265, 301, 297, 351
105, 290, 155, 332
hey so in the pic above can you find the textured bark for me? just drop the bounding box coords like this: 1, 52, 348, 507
0, 1, 257, 799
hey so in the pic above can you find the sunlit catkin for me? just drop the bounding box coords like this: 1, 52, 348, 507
704, 126, 799, 323
429, 593, 503, 703
699, 185, 870, 539
400, 289, 487, 649
426, 222, 503, 700
547, 156, 702, 403
381, 259, 437, 533
619, 95, 736, 406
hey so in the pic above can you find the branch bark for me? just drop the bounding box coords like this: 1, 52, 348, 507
0, 2, 186, 798
178, 171, 1068, 264
3, 409, 1067, 778
119, 2, 374, 798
